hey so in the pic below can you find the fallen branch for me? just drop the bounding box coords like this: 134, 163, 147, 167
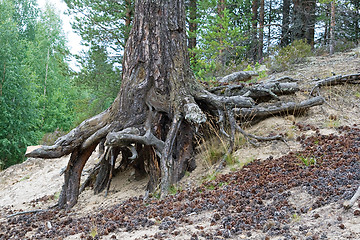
343, 184, 360, 209
311, 73, 360, 96
210, 82, 299, 100
234, 96, 324, 119
6, 209, 46, 218
218, 71, 259, 83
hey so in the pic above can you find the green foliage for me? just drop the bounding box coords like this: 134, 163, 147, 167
169, 185, 182, 195
73, 45, 121, 123
0, 0, 40, 168
191, 5, 249, 81
242, 62, 268, 82
266, 39, 313, 73
64, 0, 133, 65
297, 155, 317, 167
0, 0, 83, 169
40, 128, 67, 145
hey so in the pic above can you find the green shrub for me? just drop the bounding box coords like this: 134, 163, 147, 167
40, 128, 67, 146
267, 39, 312, 73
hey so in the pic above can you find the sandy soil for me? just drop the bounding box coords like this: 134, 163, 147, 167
0, 46, 360, 239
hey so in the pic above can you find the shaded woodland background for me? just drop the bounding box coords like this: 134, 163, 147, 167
1, 0, 359, 169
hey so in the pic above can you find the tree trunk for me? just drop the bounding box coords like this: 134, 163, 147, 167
280, 0, 291, 47
330, 0, 336, 55
217, 0, 226, 65
188, 0, 197, 58
258, 0, 264, 60
304, 0, 316, 47
267, 0, 272, 50
324, 5, 329, 46
251, 0, 258, 62
354, 0, 359, 44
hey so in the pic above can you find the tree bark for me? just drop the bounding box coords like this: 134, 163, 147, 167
258, 0, 264, 60
188, 0, 197, 60
292, 0, 316, 45
281, 0, 291, 47
251, 0, 258, 62
329, 0, 336, 55
304, 0, 316, 47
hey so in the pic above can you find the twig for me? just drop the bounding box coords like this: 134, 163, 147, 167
6, 209, 46, 218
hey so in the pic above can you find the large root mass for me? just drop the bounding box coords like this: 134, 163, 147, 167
25, 73, 360, 209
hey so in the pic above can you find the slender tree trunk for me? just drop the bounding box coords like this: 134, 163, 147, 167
330, 0, 336, 55
281, 0, 291, 47
324, 5, 329, 46
354, 0, 359, 44
217, 0, 226, 65
251, 0, 258, 62
304, 0, 316, 47
267, 0, 272, 50
124, 0, 133, 43
188, 0, 197, 59
258, 0, 264, 60
0, 63, 4, 99
42, 47, 50, 126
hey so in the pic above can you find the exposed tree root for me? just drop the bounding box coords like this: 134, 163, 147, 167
310, 73, 360, 96
24, 72, 341, 209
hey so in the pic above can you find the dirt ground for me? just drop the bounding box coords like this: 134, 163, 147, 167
0, 46, 360, 239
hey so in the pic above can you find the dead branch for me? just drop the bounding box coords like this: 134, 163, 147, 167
25, 111, 111, 158
234, 96, 324, 119
210, 82, 299, 100
218, 71, 259, 83
343, 184, 360, 209
6, 209, 46, 218
311, 73, 360, 95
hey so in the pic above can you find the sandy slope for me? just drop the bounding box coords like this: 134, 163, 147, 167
0, 46, 360, 239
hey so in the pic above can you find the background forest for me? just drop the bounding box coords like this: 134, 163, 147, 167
0, 0, 359, 169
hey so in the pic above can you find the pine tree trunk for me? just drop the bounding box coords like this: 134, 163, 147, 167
267, 0, 272, 49
280, 0, 291, 47
304, 0, 316, 47
258, 0, 264, 61
251, 0, 258, 62
330, 0, 336, 55
353, 0, 359, 44
217, 0, 226, 65
188, 0, 197, 56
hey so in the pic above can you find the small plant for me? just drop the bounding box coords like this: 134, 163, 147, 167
292, 213, 301, 222
202, 171, 217, 182
89, 218, 98, 238
19, 175, 30, 182
298, 155, 316, 167
267, 39, 312, 73
325, 119, 340, 128
355, 92, 360, 98
53, 191, 60, 200
218, 181, 229, 187
225, 153, 236, 166
41, 128, 67, 146
89, 227, 98, 238
243, 63, 268, 82
169, 185, 182, 195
